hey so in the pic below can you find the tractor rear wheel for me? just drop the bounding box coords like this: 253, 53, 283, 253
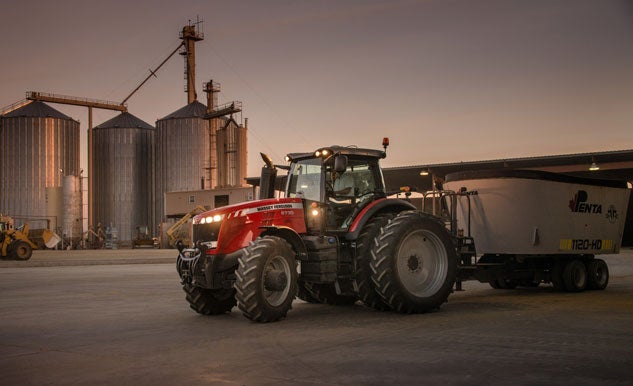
370, 211, 456, 313
355, 213, 394, 311
11, 241, 32, 261
183, 284, 236, 315
235, 236, 297, 322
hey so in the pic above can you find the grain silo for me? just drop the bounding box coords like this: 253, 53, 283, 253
155, 101, 209, 223
92, 112, 155, 245
0, 101, 80, 230
216, 117, 248, 188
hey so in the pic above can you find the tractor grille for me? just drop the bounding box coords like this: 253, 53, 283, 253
192, 222, 221, 244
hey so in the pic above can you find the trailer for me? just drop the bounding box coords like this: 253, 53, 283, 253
443, 169, 630, 291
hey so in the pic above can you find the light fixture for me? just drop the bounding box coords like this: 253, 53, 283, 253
419, 169, 430, 176
589, 157, 600, 171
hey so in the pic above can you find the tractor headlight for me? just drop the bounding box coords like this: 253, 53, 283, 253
200, 214, 224, 224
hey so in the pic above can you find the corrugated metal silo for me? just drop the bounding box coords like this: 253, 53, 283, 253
0, 101, 80, 229
155, 101, 209, 223
92, 112, 155, 244
216, 118, 248, 188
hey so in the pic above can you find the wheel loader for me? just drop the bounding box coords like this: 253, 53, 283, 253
0, 215, 39, 260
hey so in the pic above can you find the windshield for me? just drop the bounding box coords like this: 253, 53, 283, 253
287, 158, 322, 202
327, 158, 384, 202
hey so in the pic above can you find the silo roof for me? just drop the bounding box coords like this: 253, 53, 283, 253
95, 112, 154, 130
2, 100, 75, 121
158, 100, 208, 120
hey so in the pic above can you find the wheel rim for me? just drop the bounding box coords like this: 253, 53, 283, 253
395, 229, 448, 297
593, 262, 608, 287
263, 255, 292, 307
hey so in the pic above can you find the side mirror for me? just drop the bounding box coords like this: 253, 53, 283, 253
334, 155, 348, 173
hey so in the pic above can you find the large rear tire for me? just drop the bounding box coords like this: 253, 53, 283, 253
11, 241, 32, 261
355, 213, 395, 310
183, 284, 236, 315
235, 236, 297, 322
370, 211, 457, 313
586, 259, 609, 290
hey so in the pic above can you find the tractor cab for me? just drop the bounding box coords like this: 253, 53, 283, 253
285, 146, 387, 232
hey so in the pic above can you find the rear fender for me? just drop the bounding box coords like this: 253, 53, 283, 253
346, 198, 416, 240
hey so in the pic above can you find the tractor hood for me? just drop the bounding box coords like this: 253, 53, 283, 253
192, 197, 304, 225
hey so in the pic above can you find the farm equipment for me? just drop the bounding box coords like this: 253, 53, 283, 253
176, 140, 630, 322
133, 225, 157, 248
1, 215, 42, 260
163, 206, 207, 248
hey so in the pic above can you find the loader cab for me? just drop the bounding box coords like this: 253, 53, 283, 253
285, 146, 387, 232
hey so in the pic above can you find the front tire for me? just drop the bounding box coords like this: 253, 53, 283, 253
11, 241, 32, 261
370, 211, 457, 313
183, 284, 236, 315
235, 236, 297, 322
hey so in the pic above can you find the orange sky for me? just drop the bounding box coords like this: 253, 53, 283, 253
1, 0, 632, 176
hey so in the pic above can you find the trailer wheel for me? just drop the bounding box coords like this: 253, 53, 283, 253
304, 282, 357, 305
235, 236, 297, 322
183, 284, 236, 315
370, 211, 457, 313
355, 213, 395, 310
586, 259, 609, 290
11, 241, 32, 261
563, 260, 587, 292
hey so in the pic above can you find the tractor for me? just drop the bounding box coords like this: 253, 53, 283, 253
176, 139, 458, 322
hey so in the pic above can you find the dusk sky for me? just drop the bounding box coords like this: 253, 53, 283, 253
2, 0, 632, 176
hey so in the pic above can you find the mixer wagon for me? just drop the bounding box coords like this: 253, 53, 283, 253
444, 169, 630, 291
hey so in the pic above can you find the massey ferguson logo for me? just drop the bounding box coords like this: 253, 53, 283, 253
569, 190, 602, 214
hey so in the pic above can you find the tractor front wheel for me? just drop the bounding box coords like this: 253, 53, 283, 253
183, 284, 236, 315
235, 236, 297, 322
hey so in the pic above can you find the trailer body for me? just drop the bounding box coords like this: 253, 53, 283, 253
444, 170, 630, 256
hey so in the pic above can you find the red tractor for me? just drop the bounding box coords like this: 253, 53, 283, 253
176, 141, 458, 322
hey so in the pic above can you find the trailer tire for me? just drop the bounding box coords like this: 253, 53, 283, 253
586, 259, 609, 290
304, 282, 357, 305
370, 211, 457, 313
355, 213, 395, 311
563, 259, 587, 292
235, 236, 297, 322
183, 284, 236, 315
11, 241, 32, 261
